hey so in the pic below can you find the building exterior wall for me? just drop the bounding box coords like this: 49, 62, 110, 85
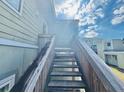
112, 40, 124, 50
97, 40, 105, 60
104, 39, 124, 50
117, 54, 124, 69
0, 0, 47, 86
36, 0, 56, 34
104, 39, 124, 69
83, 38, 124, 69
83, 38, 105, 60
104, 40, 113, 50
104, 54, 118, 66
104, 52, 124, 69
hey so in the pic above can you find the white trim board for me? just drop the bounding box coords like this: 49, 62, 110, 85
0, 38, 38, 49
104, 51, 124, 54
1, 0, 24, 15
0, 74, 15, 91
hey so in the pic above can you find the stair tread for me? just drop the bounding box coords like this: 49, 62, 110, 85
53, 62, 77, 65
55, 51, 74, 54
47, 88, 85, 92
55, 55, 74, 58
50, 71, 82, 76
48, 80, 86, 88
52, 64, 78, 68
45, 48, 87, 91
55, 48, 72, 50
55, 56, 75, 59
55, 48, 73, 51
54, 59, 76, 62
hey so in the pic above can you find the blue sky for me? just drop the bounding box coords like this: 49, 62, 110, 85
54, 0, 124, 39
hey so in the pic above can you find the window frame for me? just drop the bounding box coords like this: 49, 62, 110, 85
0, 74, 15, 92
1, 0, 24, 15
107, 42, 111, 47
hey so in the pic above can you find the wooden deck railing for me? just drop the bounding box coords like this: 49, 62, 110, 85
73, 38, 124, 92
11, 35, 55, 92
25, 36, 55, 92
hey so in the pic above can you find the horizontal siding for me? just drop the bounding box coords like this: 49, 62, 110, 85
0, 0, 46, 83
0, 0, 44, 44
0, 9, 38, 36
23, 4, 41, 31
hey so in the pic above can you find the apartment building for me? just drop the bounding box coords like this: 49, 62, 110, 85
83, 38, 105, 60
84, 38, 124, 70
104, 39, 124, 70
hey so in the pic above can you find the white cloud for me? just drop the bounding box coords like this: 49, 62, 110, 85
87, 16, 96, 24
113, 6, 124, 15
85, 25, 98, 32
78, 30, 85, 37
95, 8, 104, 18
78, 15, 97, 26
55, 0, 109, 27
85, 0, 95, 13
78, 18, 88, 26
112, 4, 124, 25
116, 0, 124, 3
84, 30, 99, 38
78, 29, 99, 38
55, 0, 80, 19
79, 21, 87, 26
88, 25, 98, 29
79, 30, 85, 34
112, 15, 124, 25
77, 0, 109, 27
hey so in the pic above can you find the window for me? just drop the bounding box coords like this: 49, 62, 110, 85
122, 39, 124, 45
0, 84, 9, 92
2, 0, 23, 13
112, 55, 117, 61
107, 42, 111, 46
0, 74, 15, 92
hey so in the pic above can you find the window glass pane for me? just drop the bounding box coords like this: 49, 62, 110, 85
5, 0, 21, 11
0, 84, 9, 92
107, 42, 111, 46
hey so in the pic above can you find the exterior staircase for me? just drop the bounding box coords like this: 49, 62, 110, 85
45, 48, 87, 92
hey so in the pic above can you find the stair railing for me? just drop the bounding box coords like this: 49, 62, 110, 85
73, 38, 124, 92
11, 35, 55, 92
